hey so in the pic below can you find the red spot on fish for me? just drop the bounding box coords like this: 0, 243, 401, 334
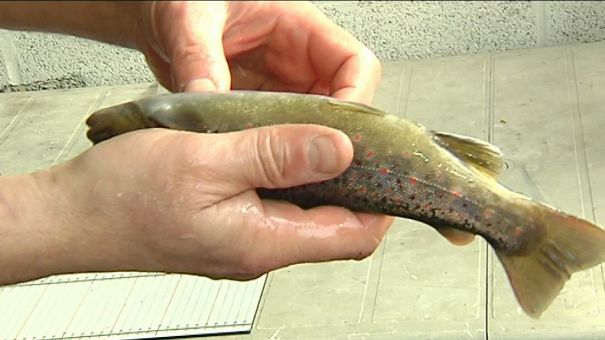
352, 133, 362, 142
377, 167, 390, 175
483, 208, 495, 219
452, 191, 462, 198
409, 177, 417, 185
514, 227, 523, 237
365, 150, 376, 159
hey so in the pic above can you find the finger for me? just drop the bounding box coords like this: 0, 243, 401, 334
210, 193, 394, 279
195, 124, 354, 194
304, 6, 382, 105
142, 45, 173, 91
161, 2, 231, 92
257, 199, 394, 268
329, 47, 382, 105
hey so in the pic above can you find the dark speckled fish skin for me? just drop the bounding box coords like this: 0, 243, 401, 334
87, 91, 532, 253
85, 91, 605, 319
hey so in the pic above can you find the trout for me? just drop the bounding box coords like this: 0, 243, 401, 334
85, 91, 605, 319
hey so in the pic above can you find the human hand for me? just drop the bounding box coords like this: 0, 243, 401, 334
45, 125, 392, 281
134, 0, 475, 247
136, 1, 381, 105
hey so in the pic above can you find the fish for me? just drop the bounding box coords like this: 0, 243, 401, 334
85, 90, 605, 319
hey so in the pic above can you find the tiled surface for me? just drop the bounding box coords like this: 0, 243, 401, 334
1, 41, 605, 339
487, 40, 605, 340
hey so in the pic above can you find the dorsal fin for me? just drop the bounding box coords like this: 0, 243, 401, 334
327, 98, 386, 116
431, 131, 505, 178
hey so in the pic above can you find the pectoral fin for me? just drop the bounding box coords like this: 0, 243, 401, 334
435, 225, 476, 246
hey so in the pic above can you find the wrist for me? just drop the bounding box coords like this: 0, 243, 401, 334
0, 169, 77, 285
0, 162, 142, 285
0, 1, 144, 49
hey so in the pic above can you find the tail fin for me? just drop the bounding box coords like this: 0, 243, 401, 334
496, 202, 605, 318
85, 102, 158, 144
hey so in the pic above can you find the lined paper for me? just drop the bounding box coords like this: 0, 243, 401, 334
0, 273, 266, 340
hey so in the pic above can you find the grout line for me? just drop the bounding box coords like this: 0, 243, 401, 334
483, 52, 495, 340
51, 91, 108, 166
400, 62, 413, 119
485, 53, 495, 143
358, 61, 410, 324
0, 30, 23, 84
564, 46, 604, 308
357, 233, 387, 324
565, 47, 596, 222
357, 251, 374, 324
392, 62, 405, 117
0, 96, 32, 145
533, 1, 547, 48
369, 236, 387, 324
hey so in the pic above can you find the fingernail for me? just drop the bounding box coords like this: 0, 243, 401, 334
309, 135, 340, 174
183, 78, 216, 92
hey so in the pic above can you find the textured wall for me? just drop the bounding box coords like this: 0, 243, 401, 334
317, 1, 538, 60
546, 1, 605, 45
0, 1, 604, 92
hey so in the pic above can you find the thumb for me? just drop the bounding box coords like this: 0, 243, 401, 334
204, 124, 354, 194
168, 3, 231, 92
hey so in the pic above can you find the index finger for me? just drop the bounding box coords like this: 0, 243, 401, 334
304, 5, 382, 105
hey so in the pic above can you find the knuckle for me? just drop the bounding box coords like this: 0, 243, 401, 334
174, 42, 207, 63
366, 49, 382, 81
253, 129, 289, 188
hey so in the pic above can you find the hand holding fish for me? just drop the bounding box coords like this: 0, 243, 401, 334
0, 1, 388, 284
0, 121, 392, 285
